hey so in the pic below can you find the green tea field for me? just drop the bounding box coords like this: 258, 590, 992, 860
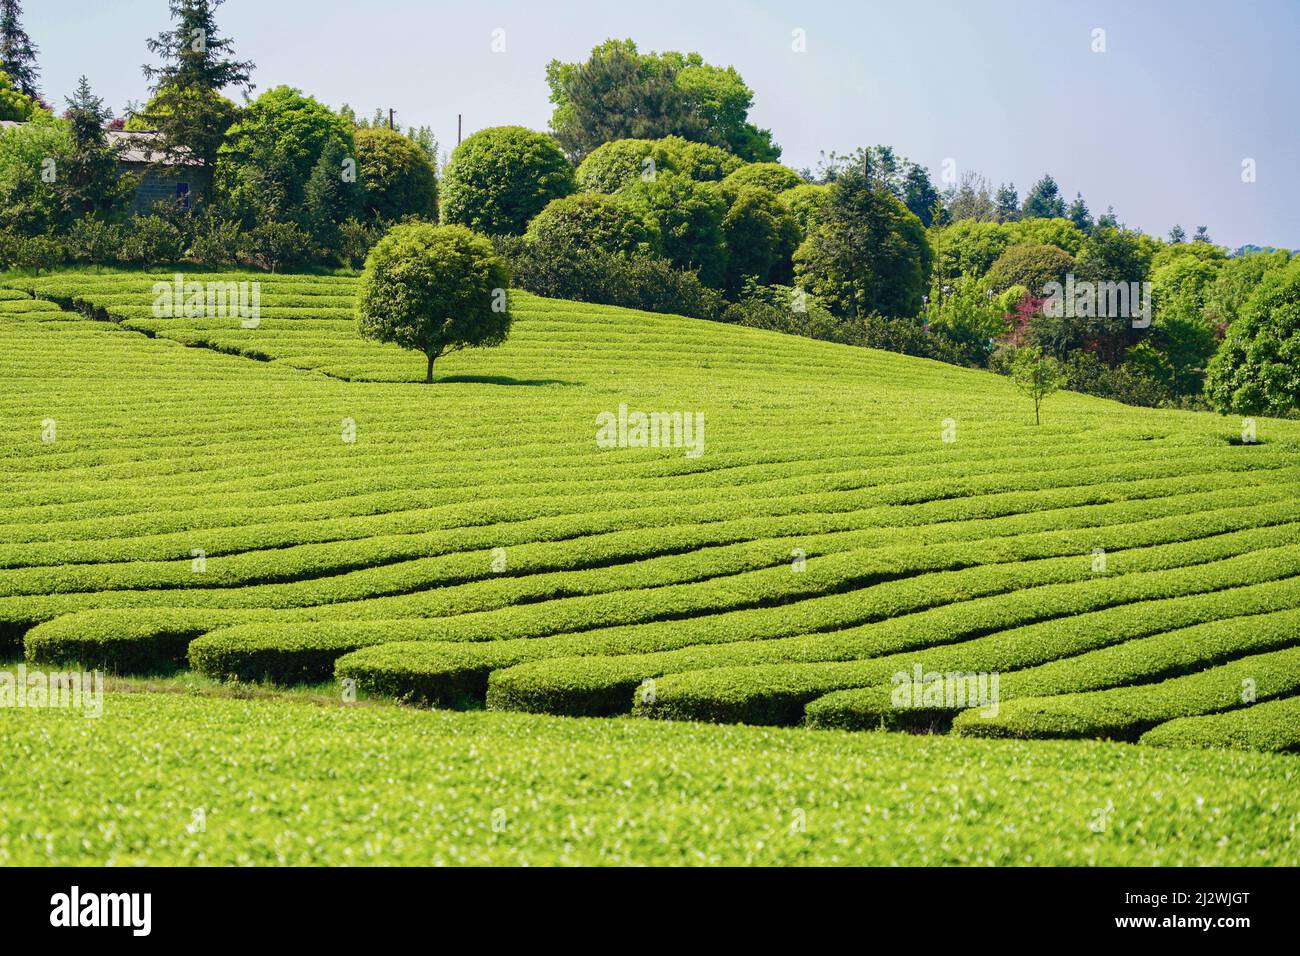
2, 270, 1298, 865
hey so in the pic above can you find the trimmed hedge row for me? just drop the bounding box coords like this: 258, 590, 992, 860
371, 543, 1300, 717
804, 603, 1300, 731
950, 644, 1300, 741
1139, 696, 1300, 753
23, 608, 249, 673
14, 504, 1298, 659
9, 437, 1268, 545
623, 543, 1300, 725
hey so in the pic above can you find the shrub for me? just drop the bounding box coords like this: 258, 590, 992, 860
122, 215, 186, 267
185, 212, 245, 267
806, 604, 1300, 732
63, 217, 125, 265
524, 192, 657, 256
985, 242, 1074, 295
24, 609, 242, 674
0, 68, 40, 122
3, 232, 63, 273
655, 136, 743, 182
243, 220, 314, 273
357, 222, 512, 382
1053, 349, 1170, 407
338, 216, 385, 270
495, 232, 723, 321
575, 139, 669, 193
354, 126, 439, 222
441, 126, 575, 236
574, 136, 743, 194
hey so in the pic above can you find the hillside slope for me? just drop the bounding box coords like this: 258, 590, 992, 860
3, 272, 1299, 750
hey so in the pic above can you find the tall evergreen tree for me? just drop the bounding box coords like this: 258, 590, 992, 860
1168, 224, 1187, 244
1193, 225, 1212, 243
1021, 174, 1067, 219
60, 76, 129, 217
141, 0, 254, 179
0, 0, 38, 98
994, 183, 1019, 222
1066, 192, 1093, 233
1096, 205, 1119, 229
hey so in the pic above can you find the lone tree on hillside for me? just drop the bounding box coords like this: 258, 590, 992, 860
1010, 346, 1067, 425
357, 223, 513, 384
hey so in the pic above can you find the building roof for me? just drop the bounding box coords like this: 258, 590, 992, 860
0, 121, 200, 166
106, 129, 202, 167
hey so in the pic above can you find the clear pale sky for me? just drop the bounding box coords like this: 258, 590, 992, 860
23, 0, 1300, 250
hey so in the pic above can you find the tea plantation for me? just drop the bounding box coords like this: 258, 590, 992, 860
2, 269, 1298, 863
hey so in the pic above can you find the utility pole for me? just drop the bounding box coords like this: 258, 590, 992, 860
389, 108, 395, 130
457, 114, 462, 145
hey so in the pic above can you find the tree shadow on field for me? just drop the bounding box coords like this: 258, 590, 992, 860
431, 374, 579, 387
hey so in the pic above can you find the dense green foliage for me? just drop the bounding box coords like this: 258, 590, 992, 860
547, 39, 779, 162
524, 192, 657, 256
441, 126, 575, 236
1205, 257, 1300, 415
4, 692, 1298, 865
0, 65, 37, 120
215, 85, 355, 225
621, 172, 728, 286
353, 126, 438, 223
795, 169, 932, 318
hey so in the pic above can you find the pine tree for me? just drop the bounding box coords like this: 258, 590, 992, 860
994, 183, 1019, 222
303, 138, 363, 249
1096, 206, 1119, 230
141, 0, 254, 178
60, 76, 129, 217
1193, 225, 1211, 243
1066, 192, 1093, 233
1021, 175, 1066, 219
0, 0, 38, 98
1168, 224, 1186, 244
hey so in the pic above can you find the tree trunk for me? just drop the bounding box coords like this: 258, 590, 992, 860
425, 353, 435, 384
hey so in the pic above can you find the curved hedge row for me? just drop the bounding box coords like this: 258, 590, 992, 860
950, 644, 1300, 741
1139, 696, 1300, 753
804, 603, 1300, 731
503, 541, 1300, 720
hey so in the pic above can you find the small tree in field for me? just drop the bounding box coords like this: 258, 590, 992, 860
1010, 345, 1066, 424
357, 223, 512, 383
